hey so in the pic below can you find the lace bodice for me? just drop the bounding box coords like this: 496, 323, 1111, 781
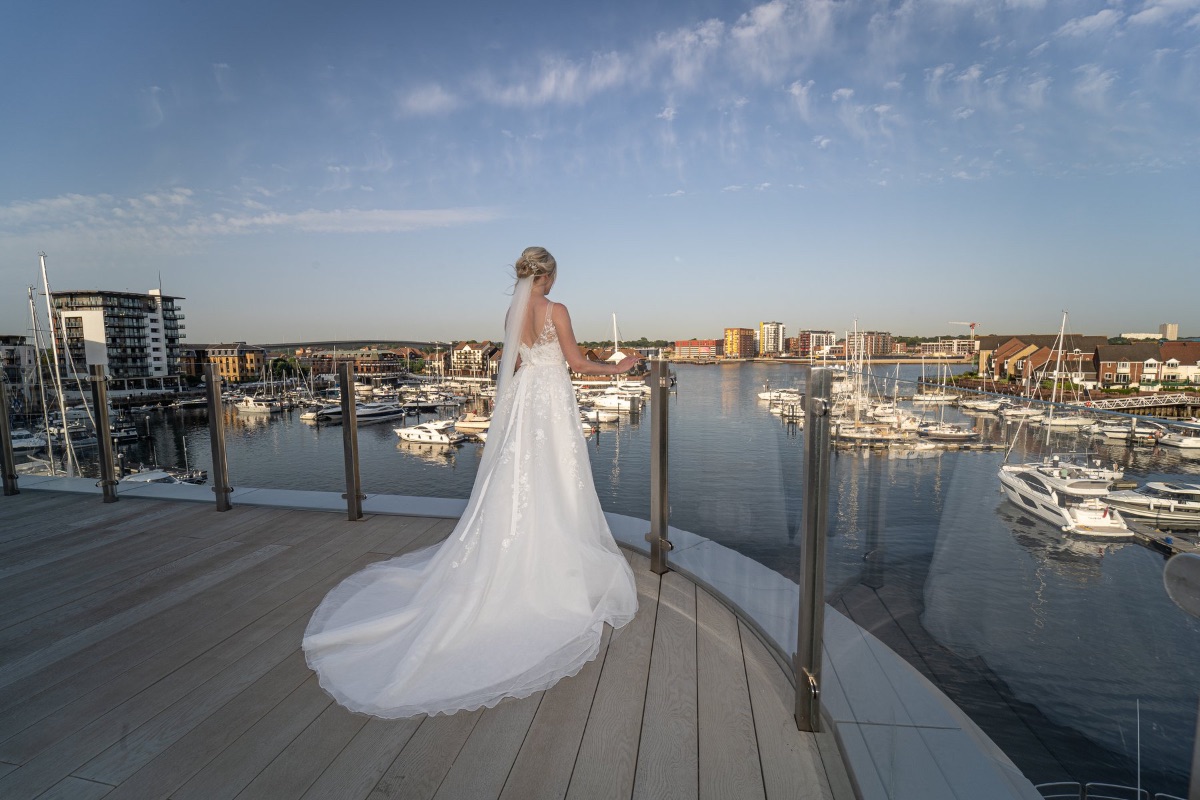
519, 302, 562, 366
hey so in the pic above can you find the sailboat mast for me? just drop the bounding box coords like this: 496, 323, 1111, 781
39, 253, 78, 475
27, 285, 57, 475
1045, 311, 1067, 444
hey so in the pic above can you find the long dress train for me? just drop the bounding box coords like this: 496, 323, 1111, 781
302, 302, 638, 718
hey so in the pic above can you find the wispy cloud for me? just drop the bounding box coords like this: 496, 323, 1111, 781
1128, 0, 1200, 27
397, 83, 460, 116
0, 189, 502, 243
1056, 9, 1123, 38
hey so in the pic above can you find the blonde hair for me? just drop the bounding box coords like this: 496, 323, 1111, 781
514, 246, 557, 281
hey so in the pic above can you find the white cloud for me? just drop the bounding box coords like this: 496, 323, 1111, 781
478, 51, 630, 107
925, 63, 955, 104
212, 63, 235, 102
755, 182, 772, 190
398, 84, 460, 116
832, 87, 855, 101
1005, 0, 1047, 8
651, 19, 724, 88
786, 79, 814, 121
1073, 64, 1118, 110
721, 184, 745, 192
953, 106, 976, 119
1055, 9, 1123, 37
657, 105, 677, 121
664, 189, 686, 197
0, 189, 500, 242
1128, 0, 1200, 26
140, 86, 165, 128
1017, 75, 1053, 109
812, 135, 831, 149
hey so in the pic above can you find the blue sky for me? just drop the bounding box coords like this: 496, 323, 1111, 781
1, 0, 1197, 344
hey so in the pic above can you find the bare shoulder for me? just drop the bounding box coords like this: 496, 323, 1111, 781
550, 301, 572, 321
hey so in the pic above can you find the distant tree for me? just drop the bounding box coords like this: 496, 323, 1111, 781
1108, 336, 1130, 345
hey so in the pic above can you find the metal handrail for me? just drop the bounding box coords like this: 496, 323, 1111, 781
644, 360, 671, 575
89, 365, 118, 503
204, 364, 233, 511
795, 367, 832, 732
338, 362, 363, 521
0, 379, 18, 496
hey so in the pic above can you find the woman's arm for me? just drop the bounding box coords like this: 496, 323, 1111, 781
552, 302, 640, 376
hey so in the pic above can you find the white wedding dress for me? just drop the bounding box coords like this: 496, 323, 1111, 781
302, 301, 638, 718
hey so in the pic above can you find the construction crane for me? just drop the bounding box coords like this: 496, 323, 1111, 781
948, 321, 979, 340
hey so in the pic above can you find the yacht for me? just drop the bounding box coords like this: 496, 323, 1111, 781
353, 402, 407, 425
959, 397, 1004, 412
453, 412, 492, 434
1103, 481, 1200, 528
580, 407, 620, 423
300, 404, 340, 422
1088, 420, 1163, 445
917, 423, 980, 443
1158, 428, 1200, 450
394, 419, 465, 444
9, 429, 48, 451
236, 396, 283, 414
998, 461, 1130, 537
592, 394, 641, 413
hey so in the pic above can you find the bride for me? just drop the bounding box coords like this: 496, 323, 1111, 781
303, 246, 641, 718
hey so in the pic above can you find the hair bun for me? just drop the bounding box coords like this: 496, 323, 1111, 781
514, 246, 557, 280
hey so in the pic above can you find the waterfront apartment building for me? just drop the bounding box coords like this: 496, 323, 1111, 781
52, 289, 185, 382
758, 322, 785, 356
197, 342, 267, 383
450, 341, 498, 378
723, 327, 756, 359
795, 330, 836, 358
674, 339, 723, 360
1, 335, 37, 408
918, 338, 976, 357
845, 330, 893, 358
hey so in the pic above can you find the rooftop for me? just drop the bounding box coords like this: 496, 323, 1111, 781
0, 490, 851, 800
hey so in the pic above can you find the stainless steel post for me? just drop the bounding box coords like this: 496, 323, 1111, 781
644, 360, 672, 575
795, 367, 833, 732
90, 365, 118, 503
0, 379, 18, 496
339, 362, 363, 521
204, 364, 233, 511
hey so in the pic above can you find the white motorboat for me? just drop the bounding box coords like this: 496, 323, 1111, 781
959, 398, 1004, 412
120, 469, 182, 484
1103, 481, 1200, 528
911, 391, 955, 404
1036, 413, 1094, 430
580, 407, 620, 423
9, 429, 48, 451
758, 389, 803, 402
1088, 420, 1163, 444
998, 462, 1130, 537
110, 424, 140, 444
593, 394, 641, 412
353, 402, 407, 424
1159, 429, 1200, 450
453, 413, 492, 434
300, 404, 341, 422
394, 419, 465, 444
236, 396, 282, 414
1000, 405, 1044, 421
917, 423, 980, 443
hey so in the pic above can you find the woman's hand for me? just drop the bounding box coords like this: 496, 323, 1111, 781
614, 355, 640, 374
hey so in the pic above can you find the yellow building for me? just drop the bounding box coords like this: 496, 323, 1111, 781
204, 342, 267, 383
724, 328, 756, 359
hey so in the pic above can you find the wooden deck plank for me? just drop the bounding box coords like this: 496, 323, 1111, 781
0, 524, 392, 728
0, 544, 289, 688
696, 589, 766, 800
99, 652, 314, 800
432, 693, 543, 800
0, 614, 309, 800
295, 716, 423, 800
565, 551, 659, 800
363, 711, 483, 800
632, 570, 698, 800
0, 542, 366, 762
0, 494, 104, 543
739, 619, 832, 800
0, 497, 182, 558
497, 627, 612, 800
29, 775, 114, 800
0, 495, 843, 800
233, 701, 370, 800
165, 673, 336, 800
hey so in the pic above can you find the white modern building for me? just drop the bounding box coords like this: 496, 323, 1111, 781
759, 321, 786, 356
52, 289, 186, 388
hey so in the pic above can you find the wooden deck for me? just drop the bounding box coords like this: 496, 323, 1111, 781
0, 491, 852, 800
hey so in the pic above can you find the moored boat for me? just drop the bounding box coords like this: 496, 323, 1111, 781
394, 419, 465, 444
997, 460, 1130, 537
1103, 481, 1200, 528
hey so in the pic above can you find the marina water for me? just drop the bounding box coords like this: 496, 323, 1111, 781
68, 362, 1198, 794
